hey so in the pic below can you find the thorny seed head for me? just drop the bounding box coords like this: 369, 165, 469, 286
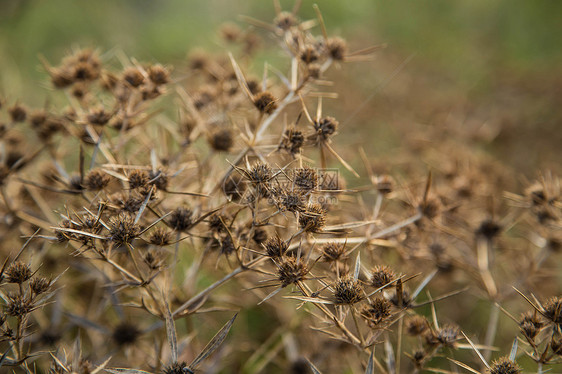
370, 265, 395, 289
373, 174, 394, 195
253, 91, 278, 114
87, 107, 112, 126
69, 175, 85, 191
280, 127, 304, 154
247, 162, 272, 186
148, 169, 169, 190
390, 289, 412, 309
543, 296, 562, 324
112, 321, 141, 347
8, 103, 27, 122
264, 236, 288, 258
326, 37, 347, 61
476, 219, 502, 240
519, 311, 543, 339
128, 169, 149, 189
109, 213, 141, 246
220, 235, 236, 255
293, 167, 318, 191
5, 261, 32, 284
298, 203, 326, 232
148, 227, 172, 246
334, 276, 363, 305
418, 197, 441, 219
143, 251, 163, 271
321, 242, 346, 262
278, 256, 308, 287
147, 64, 169, 85
162, 362, 188, 374
83, 169, 110, 190
406, 315, 429, 336
5, 293, 34, 317
168, 207, 194, 231
208, 213, 228, 233
209, 128, 234, 152
360, 298, 392, 328
274, 11, 297, 31
300, 46, 319, 64
425, 324, 460, 348
275, 187, 306, 213
30, 277, 51, 295
313, 116, 338, 141
488, 357, 521, 374
307, 63, 321, 79
123, 66, 145, 87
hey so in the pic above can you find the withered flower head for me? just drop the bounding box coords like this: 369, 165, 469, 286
543, 296, 562, 324
148, 169, 169, 190
360, 298, 392, 327
293, 167, 318, 191
488, 357, 521, 374
275, 187, 306, 213
87, 107, 112, 126
247, 162, 272, 186
168, 207, 193, 232
5, 261, 32, 284
8, 104, 27, 123
370, 265, 395, 289
209, 128, 234, 152
147, 64, 169, 85
163, 362, 188, 374
253, 91, 277, 114
326, 37, 347, 61
298, 203, 326, 232
425, 324, 460, 348
321, 242, 346, 262
83, 169, 111, 191
300, 45, 319, 64
274, 11, 297, 31
476, 219, 502, 240
109, 213, 140, 246
50, 67, 73, 88
208, 213, 228, 233
406, 315, 428, 336
148, 227, 172, 246
334, 276, 363, 304
5, 293, 34, 317
128, 169, 149, 189
112, 322, 141, 347
314, 116, 338, 141
29, 109, 47, 127
220, 22, 241, 42
123, 66, 145, 87
264, 236, 288, 258
30, 277, 51, 295
280, 127, 304, 154
418, 197, 441, 219
278, 256, 308, 287
143, 251, 163, 271
373, 174, 394, 195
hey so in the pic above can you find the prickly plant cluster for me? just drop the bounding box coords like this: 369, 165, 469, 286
0, 2, 560, 373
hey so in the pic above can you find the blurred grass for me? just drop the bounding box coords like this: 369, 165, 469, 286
2, 0, 561, 100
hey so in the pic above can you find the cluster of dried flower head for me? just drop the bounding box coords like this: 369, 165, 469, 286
0, 1, 560, 373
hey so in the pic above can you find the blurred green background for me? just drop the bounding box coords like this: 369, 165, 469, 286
2, 0, 561, 95
1, 0, 561, 173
